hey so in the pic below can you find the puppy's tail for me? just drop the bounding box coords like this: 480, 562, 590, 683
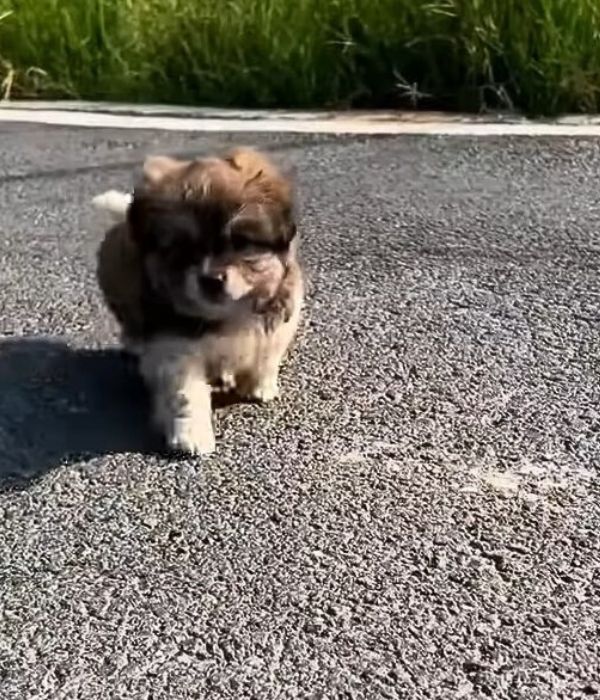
92, 190, 132, 223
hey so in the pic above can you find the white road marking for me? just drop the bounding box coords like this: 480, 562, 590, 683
1, 102, 600, 135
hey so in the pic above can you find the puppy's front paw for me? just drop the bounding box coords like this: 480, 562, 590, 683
249, 375, 280, 403
219, 370, 236, 392
167, 417, 216, 456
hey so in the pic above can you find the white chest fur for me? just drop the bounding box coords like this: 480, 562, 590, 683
136, 265, 303, 455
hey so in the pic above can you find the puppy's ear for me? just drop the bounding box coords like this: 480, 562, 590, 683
225, 147, 296, 243
224, 147, 268, 179
142, 155, 188, 186
126, 194, 151, 247
127, 195, 181, 252
225, 148, 292, 198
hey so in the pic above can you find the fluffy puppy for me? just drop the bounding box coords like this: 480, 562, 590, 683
96, 148, 303, 455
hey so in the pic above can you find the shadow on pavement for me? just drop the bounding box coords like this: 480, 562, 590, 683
0, 337, 159, 491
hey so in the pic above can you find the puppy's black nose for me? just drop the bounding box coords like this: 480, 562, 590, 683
199, 274, 225, 298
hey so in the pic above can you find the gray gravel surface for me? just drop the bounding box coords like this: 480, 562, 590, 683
0, 124, 599, 699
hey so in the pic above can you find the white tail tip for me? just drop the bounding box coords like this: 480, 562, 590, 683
92, 190, 133, 223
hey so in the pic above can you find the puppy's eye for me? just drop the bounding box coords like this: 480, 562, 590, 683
231, 232, 253, 251
149, 215, 196, 251
166, 246, 193, 269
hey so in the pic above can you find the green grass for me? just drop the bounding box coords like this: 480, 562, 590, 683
1, 0, 600, 114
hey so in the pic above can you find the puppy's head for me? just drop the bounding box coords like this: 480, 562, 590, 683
128, 148, 296, 321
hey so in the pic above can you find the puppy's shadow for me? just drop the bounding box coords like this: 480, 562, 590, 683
0, 337, 161, 490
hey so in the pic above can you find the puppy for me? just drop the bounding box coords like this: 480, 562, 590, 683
96, 148, 303, 455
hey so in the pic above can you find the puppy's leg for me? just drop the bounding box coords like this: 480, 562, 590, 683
248, 262, 303, 402
140, 342, 215, 455
250, 363, 281, 403
163, 370, 215, 456
242, 328, 294, 404
234, 343, 282, 403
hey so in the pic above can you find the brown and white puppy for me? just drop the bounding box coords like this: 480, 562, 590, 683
96, 148, 303, 455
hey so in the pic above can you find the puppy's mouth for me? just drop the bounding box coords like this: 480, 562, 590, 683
169, 294, 238, 322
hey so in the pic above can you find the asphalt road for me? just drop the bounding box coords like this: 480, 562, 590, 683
0, 124, 599, 699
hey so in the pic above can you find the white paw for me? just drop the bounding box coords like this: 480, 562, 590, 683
250, 376, 280, 403
167, 417, 216, 456
220, 371, 236, 391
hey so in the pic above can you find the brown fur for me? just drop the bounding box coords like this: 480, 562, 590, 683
97, 148, 298, 340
